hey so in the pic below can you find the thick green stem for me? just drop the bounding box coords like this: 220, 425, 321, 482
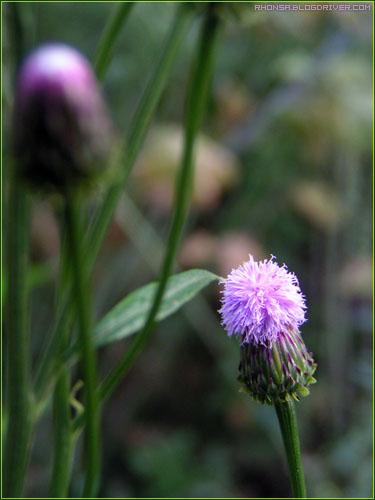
99, 5, 221, 404
50, 368, 74, 498
49, 241, 75, 498
94, 2, 135, 80
275, 401, 307, 498
64, 193, 100, 498
3, 5, 36, 497
33, 5, 193, 408
3, 181, 32, 498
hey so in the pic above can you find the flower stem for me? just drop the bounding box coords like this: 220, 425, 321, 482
33, 5, 192, 408
49, 242, 75, 498
94, 2, 135, 80
98, 4, 221, 404
275, 401, 307, 498
3, 6, 35, 497
3, 179, 32, 498
63, 192, 100, 498
50, 367, 74, 498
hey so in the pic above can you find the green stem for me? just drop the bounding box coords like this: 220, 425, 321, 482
3, 5, 36, 497
99, 5, 221, 404
33, 5, 193, 408
50, 368, 74, 498
94, 2, 134, 80
49, 238, 74, 498
64, 192, 100, 498
3, 180, 32, 498
86, 4, 193, 268
275, 401, 307, 498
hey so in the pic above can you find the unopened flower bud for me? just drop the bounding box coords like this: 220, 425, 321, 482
239, 328, 316, 404
219, 255, 317, 405
14, 43, 113, 191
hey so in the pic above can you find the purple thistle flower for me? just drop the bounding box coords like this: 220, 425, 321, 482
219, 255, 316, 404
14, 43, 113, 190
219, 255, 306, 347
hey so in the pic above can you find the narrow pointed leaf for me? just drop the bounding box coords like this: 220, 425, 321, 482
64, 269, 218, 362
94, 269, 218, 347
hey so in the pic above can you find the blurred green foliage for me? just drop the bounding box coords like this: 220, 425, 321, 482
3, 2, 372, 498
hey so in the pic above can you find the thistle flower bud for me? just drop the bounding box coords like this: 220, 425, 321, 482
14, 43, 113, 191
239, 328, 316, 404
219, 255, 317, 405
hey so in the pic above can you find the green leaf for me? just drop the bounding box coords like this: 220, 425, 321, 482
94, 269, 219, 348
64, 269, 218, 364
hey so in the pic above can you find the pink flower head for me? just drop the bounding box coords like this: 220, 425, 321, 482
16, 44, 95, 108
14, 43, 113, 190
219, 255, 306, 347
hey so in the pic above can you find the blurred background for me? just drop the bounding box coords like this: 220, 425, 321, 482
3, 2, 372, 498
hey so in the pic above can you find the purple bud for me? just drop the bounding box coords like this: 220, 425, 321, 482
14, 43, 113, 191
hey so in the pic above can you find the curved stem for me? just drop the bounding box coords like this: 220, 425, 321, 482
33, 5, 193, 408
64, 193, 100, 498
99, 4, 221, 403
3, 180, 32, 498
86, 4, 193, 268
94, 2, 135, 80
275, 401, 307, 498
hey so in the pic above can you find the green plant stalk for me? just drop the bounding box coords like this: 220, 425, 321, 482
50, 368, 74, 498
3, 5, 36, 497
275, 401, 307, 498
33, 5, 193, 407
99, 5, 221, 404
3, 181, 32, 498
94, 2, 134, 80
64, 192, 100, 498
86, 4, 193, 267
49, 237, 74, 498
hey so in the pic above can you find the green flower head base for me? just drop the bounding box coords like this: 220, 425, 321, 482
219, 255, 317, 404
239, 328, 316, 404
